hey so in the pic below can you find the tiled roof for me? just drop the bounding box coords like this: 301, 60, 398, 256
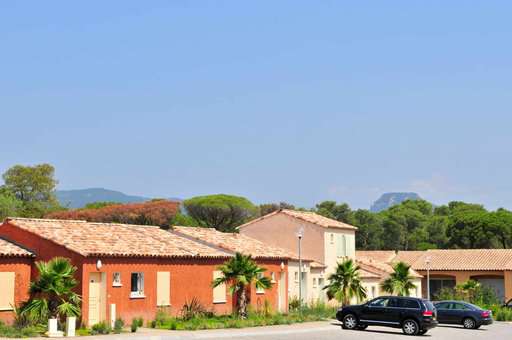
0, 237, 34, 257
238, 209, 357, 230
172, 226, 295, 260
393, 251, 425, 266
356, 257, 423, 279
357, 249, 512, 272
406, 249, 512, 271
4, 218, 231, 259
356, 250, 397, 263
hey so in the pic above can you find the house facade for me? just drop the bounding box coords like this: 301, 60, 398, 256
0, 218, 289, 326
238, 209, 422, 303
359, 249, 512, 302
0, 238, 33, 324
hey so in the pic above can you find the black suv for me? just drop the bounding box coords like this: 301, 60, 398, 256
336, 296, 438, 336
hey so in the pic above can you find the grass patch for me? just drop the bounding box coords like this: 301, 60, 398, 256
0, 321, 45, 338
152, 302, 336, 331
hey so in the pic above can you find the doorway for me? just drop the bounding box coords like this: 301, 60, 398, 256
88, 272, 106, 326
278, 271, 286, 312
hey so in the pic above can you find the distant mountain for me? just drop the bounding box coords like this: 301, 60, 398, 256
56, 188, 150, 208
370, 192, 421, 212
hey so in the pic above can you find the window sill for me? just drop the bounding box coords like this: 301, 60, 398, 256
213, 300, 227, 304
0, 307, 13, 311
130, 293, 146, 299
157, 304, 171, 307
112, 284, 122, 287
256, 291, 265, 295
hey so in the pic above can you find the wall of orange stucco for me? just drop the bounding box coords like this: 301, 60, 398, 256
0, 258, 32, 324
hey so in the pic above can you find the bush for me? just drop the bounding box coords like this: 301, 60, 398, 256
288, 296, 302, 311
433, 280, 499, 306
491, 306, 512, 321
113, 318, 124, 334
0, 320, 43, 338
131, 317, 143, 332
181, 298, 209, 320
90, 321, 111, 335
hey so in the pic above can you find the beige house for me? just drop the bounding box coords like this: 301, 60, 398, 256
359, 249, 512, 302
239, 209, 422, 303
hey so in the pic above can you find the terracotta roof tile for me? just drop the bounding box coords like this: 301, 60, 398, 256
407, 249, 512, 271
356, 257, 423, 278
356, 250, 397, 263
172, 226, 295, 260
0, 237, 34, 257
239, 209, 357, 230
4, 218, 231, 259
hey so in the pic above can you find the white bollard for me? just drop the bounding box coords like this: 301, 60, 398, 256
66, 316, 76, 337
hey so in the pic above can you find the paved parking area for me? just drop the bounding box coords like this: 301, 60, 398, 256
9, 321, 511, 340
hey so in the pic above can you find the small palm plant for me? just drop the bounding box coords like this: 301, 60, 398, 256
20, 257, 81, 323
212, 252, 272, 318
381, 261, 416, 296
323, 259, 367, 306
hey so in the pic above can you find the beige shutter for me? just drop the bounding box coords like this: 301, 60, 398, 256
156, 272, 170, 306
213, 271, 226, 303
0, 272, 15, 310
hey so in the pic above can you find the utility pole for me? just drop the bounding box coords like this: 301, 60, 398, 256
426, 256, 431, 300
296, 227, 304, 311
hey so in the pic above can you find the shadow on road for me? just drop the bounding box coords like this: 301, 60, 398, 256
436, 324, 487, 331
329, 321, 433, 337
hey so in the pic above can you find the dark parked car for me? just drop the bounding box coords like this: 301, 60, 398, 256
434, 301, 493, 329
336, 296, 438, 336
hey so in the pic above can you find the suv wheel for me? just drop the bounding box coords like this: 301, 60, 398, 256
402, 319, 419, 336
342, 314, 358, 330
463, 317, 476, 329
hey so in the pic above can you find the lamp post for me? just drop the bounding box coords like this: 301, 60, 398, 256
296, 227, 304, 310
425, 256, 431, 300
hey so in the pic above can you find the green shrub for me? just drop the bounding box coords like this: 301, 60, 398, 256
90, 321, 111, 335
113, 318, 124, 334
181, 297, 209, 320
0, 320, 43, 338
76, 327, 91, 336
288, 296, 302, 311
130, 317, 143, 332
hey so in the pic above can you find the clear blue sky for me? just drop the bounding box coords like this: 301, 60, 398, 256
1, 1, 511, 210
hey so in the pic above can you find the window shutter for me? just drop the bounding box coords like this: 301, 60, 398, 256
213, 271, 226, 303
156, 272, 170, 306
336, 234, 343, 257
0, 272, 15, 310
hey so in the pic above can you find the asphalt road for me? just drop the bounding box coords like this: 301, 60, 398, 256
15, 321, 512, 340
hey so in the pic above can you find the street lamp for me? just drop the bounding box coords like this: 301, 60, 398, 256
425, 256, 432, 300
296, 227, 304, 310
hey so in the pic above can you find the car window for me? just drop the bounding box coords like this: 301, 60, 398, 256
369, 298, 389, 307
423, 300, 435, 311
388, 298, 399, 307
451, 303, 469, 310
399, 299, 420, 309
435, 302, 450, 309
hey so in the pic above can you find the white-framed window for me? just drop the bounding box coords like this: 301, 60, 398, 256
371, 286, 376, 298
130, 272, 145, 298
0, 272, 15, 311
113, 272, 122, 287
256, 273, 265, 294
313, 278, 317, 288
270, 272, 276, 283
330, 233, 334, 244
213, 271, 227, 303
294, 271, 299, 282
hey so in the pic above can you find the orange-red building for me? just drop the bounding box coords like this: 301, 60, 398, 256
0, 218, 290, 326
0, 238, 33, 324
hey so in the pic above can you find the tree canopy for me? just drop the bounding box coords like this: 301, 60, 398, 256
1, 164, 61, 217
183, 194, 257, 232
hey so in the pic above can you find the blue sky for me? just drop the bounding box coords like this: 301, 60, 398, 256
1, 1, 511, 210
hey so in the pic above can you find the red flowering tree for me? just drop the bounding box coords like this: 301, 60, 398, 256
46, 200, 180, 228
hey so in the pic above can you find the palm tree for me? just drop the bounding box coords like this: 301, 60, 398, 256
381, 261, 416, 296
21, 257, 81, 323
323, 259, 367, 306
212, 252, 272, 318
